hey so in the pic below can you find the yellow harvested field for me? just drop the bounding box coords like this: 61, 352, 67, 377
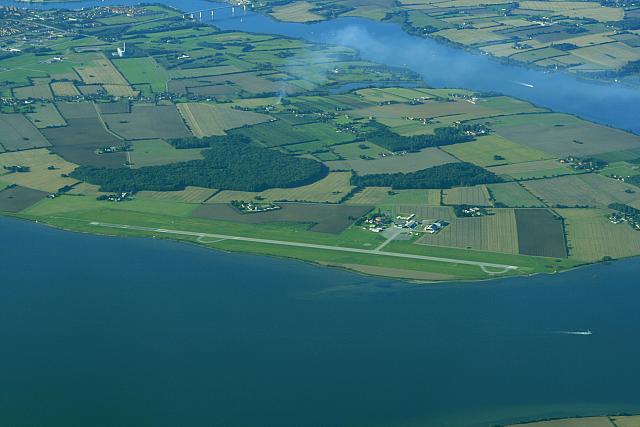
67, 182, 103, 196
75, 56, 137, 97
518, 1, 624, 21
13, 84, 54, 100
137, 186, 217, 203
508, 416, 617, 427
520, 1, 601, 11
231, 97, 281, 109
271, 1, 325, 22
347, 187, 441, 205
353, 99, 498, 123
481, 43, 523, 58
418, 208, 520, 254
571, 42, 640, 69
439, 0, 512, 6
177, 103, 270, 137
498, 18, 535, 27
26, 103, 67, 128
443, 185, 492, 206
75, 57, 131, 86
612, 415, 640, 427
102, 84, 138, 97
561, 208, 640, 261
50, 81, 80, 97
435, 28, 507, 45
208, 172, 354, 203
0, 148, 78, 192
342, 5, 390, 20
346, 187, 392, 205
523, 174, 640, 207
562, 32, 617, 48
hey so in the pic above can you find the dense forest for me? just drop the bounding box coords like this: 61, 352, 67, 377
351, 162, 502, 189
71, 140, 328, 192
365, 122, 478, 152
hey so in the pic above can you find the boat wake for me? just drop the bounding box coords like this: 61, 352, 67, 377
551, 330, 593, 336
512, 81, 535, 88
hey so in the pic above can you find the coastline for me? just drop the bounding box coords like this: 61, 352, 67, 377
242, 0, 640, 89
2, 212, 596, 284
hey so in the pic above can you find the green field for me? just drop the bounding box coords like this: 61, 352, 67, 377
560, 208, 640, 261
442, 134, 552, 167
489, 159, 577, 180
523, 173, 640, 208
488, 182, 545, 207
113, 57, 169, 93
0, 114, 51, 151
25, 103, 66, 129
328, 147, 459, 175
102, 105, 191, 140
13, 84, 54, 100
489, 113, 640, 158
129, 139, 204, 168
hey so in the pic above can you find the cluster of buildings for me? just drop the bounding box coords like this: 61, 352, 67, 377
459, 206, 486, 217
71, 6, 149, 23
363, 212, 449, 235
609, 211, 640, 230
362, 212, 392, 232
97, 144, 132, 155
97, 192, 133, 202
231, 200, 281, 214
560, 156, 606, 171
395, 213, 419, 229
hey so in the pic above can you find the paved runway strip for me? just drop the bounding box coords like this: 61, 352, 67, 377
89, 221, 520, 273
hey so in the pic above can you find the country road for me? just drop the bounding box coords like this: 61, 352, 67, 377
89, 221, 519, 273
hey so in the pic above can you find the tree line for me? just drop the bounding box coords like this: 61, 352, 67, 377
351, 162, 502, 189
167, 134, 251, 149
364, 122, 479, 152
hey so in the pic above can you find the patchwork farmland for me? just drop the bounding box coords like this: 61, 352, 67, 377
0, 3, 637, 282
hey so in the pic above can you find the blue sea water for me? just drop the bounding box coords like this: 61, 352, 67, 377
1, 217, 640, 426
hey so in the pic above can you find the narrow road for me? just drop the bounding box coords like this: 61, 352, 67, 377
89, 221, 519, 273
374, 227, 405, 252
